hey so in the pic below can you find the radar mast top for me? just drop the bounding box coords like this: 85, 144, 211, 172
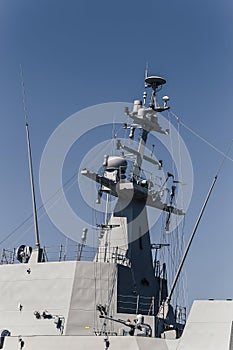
145, 75, 168, 110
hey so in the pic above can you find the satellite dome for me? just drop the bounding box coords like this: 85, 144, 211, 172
106, 156, 127, 171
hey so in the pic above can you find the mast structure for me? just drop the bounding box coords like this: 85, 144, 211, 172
20, 66, 42, 262
131, 75, 169, 180
25, 121, 40, 250
82, 72, 185, 334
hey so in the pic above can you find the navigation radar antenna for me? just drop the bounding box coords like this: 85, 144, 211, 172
145, 75, 166, 109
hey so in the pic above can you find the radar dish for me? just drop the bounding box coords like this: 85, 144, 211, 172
145, 76, 166, 88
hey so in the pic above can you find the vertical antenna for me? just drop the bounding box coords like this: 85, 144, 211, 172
145, 63, 149, 81
143, 63, 149, 106
166, 175, 217, 303
165, 140, 233, 304
20, 65, 41, 254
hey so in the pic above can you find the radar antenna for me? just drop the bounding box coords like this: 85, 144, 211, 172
145, 75, 166, 110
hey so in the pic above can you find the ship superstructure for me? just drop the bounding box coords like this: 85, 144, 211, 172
0, 73, 232, 350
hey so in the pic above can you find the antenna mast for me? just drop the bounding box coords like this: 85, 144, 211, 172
20, 66, 41, 260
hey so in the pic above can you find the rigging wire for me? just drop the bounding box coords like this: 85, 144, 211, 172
170, 110, 233, 163
0, 168, 79, 247
0, 136, 116, 247
2, 108, 233, 251
176, 114, 185, 210
168, 111, 176, 179
215, 139, 233, 176
166, 137, 233, 305
173, 114, 187, 307
157, 112, 184, 302
9, 171, 80, 248
157, 110, 233, 309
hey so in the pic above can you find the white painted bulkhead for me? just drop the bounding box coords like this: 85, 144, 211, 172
1, 258, 233, 350
0, 260, 116, 338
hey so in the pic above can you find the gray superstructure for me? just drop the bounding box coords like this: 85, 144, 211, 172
0, 73, 231, 350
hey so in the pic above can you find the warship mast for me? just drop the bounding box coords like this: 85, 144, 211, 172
82, 72, 185, 337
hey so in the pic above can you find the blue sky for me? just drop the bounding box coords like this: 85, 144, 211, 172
0, 0, 233, 310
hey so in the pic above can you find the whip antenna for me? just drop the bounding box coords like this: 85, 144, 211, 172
158, 140, 233, 317
20, 65, 42, 262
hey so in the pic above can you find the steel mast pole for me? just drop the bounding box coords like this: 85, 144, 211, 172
20, 66, 41, 260
25, 121, 40, 250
